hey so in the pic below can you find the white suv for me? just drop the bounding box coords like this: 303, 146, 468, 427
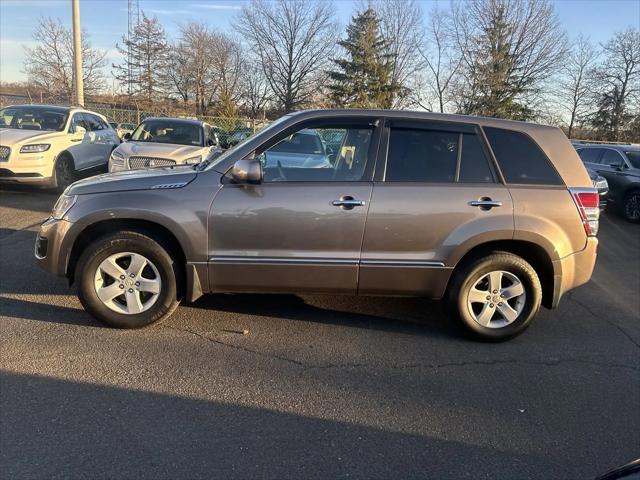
0, 104, 120, 190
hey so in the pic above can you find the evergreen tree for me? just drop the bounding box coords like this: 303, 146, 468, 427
113, 12, 168, 102
328, 8, 399, 108
463, 6, 531, 120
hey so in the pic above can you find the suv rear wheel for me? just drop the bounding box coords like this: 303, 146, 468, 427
622, 190, 640, 223
448, 252, 542, 341
76, 231, 180, 328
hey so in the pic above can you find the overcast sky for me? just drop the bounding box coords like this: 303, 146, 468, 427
1, 0, 639, 84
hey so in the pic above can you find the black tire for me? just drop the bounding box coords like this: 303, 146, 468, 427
447, 252, 542, 341
53, 154, 75, 191
622, 190, 640, 223
76, 231, 180, 328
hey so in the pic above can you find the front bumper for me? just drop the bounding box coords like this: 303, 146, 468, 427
35, 217, 75, 277
0, 150, 55, 184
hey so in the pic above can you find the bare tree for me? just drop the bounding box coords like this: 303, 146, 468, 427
451, 0, 567, 119
370, 0, 424, 107
164, 41, 193, 106
415, 7, 463, 113
557, 35, 599, 138
236, 0, 337, 113
209, 33, 244, 117
23, 17, 106, 102
590, 28, 640, 140
240, 60, 272, 120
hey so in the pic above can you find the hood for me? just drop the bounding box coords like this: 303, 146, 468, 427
115, 141, 206, 162
67, 165, 198, 195
0, 128, 59, 145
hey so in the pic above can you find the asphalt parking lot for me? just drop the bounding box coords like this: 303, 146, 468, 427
0, 185, 638, 479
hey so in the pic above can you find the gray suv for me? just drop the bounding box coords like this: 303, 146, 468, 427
575, 144, 640, 222
36, 110, 599, 341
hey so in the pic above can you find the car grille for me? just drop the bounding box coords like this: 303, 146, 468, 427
0, 145, 10, 162
128, 156, 176, 169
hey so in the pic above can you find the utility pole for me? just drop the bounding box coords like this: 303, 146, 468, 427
72, 0, 84, 106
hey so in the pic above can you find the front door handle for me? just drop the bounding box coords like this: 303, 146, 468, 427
332, 196, 365, 210
469, 199, 503, 210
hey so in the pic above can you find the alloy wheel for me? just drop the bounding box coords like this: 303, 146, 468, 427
94, 252, 162, 314
624, 193, 640, 221
466, 270, 526, 328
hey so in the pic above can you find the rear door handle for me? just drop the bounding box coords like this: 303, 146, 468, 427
332, 196, 365, 210
469, 199, 503, 209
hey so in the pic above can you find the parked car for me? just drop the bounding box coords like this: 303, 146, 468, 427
108, 117, 222, 172
36, 109, 599, 341
261, 129, 332, 170
587, 167, 609, 211
575, 143, 640, 222
0, 104, 119, 190
222, 127, 253, 149
108, 122, 137, 140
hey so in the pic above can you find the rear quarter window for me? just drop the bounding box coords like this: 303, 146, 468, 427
484, 127, 563, 185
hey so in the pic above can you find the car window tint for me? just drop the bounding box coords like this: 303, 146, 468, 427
578, 148, 603, 164
459, 133, 494, 183
84, 114, 105, 131
601, 149, 624, 167
484, 127, 563, 185
260, 126, 373, 182
385, 128, 458, 182
70, 113, 89, 133
624, 151, 640, 168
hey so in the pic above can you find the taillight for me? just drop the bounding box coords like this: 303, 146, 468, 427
569, 188, 600, 236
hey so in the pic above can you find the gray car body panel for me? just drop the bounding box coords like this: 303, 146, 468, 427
37, 109, 597, 308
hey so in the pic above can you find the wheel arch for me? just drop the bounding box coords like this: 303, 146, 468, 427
67, 218, 195, 299
448, 240, 556, 309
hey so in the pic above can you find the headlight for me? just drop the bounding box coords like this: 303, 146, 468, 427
110, 149, 125, 161
51, 194, 77, 220
182, 155, 202, 165
20, 143, 50, 153
594, 177, 608, 191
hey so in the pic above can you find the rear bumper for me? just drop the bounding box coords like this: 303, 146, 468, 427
551, 237, 598, 307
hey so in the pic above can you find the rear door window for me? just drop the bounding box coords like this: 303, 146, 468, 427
459, 133, 495, 183
601, 149, 625, 168
484, 127, 563, 185
577, 148, 603, 164
385, 129, 458, 182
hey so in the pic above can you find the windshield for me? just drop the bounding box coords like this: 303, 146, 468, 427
130, 119, 203, 146
0, 106, 69, 131
624, 151, 640, 169
199, 115, 291, 171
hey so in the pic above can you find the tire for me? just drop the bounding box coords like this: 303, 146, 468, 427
76, 231, 180, 328
622, 190, 640, 223
447, 252, 542, 341
53, 154, 75, 192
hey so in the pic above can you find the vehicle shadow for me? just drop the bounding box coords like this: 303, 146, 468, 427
0, 297, 105, 328
188, 293, 461, 339
0, 371, 552, 479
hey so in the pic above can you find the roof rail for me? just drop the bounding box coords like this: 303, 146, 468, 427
571, 139, 634, 145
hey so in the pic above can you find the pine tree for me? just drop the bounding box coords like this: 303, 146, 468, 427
328, 8, 399, 108
113, 12, 168, 102
462, 6, 531, 120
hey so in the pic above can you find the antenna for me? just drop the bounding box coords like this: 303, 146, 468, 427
127, 0, 140, 97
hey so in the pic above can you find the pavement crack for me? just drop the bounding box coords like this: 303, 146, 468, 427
564, 292, 640, 350
162, 326, 639, 372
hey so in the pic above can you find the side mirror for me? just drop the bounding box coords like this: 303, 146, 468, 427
123, 132, 132, 141
231, 159, 262, 184
74, 125, 87, 136
208, 136, 217, 147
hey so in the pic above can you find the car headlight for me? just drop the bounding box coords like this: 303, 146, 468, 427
594, 177, 608, 191
183, 155, 202, 165
51, 194, 77, 220
110, 149, 125, 161
20, 143, 50, 153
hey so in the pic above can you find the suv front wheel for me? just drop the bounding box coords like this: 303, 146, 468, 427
448, 252, 542, 341
76, 231, 180, 328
